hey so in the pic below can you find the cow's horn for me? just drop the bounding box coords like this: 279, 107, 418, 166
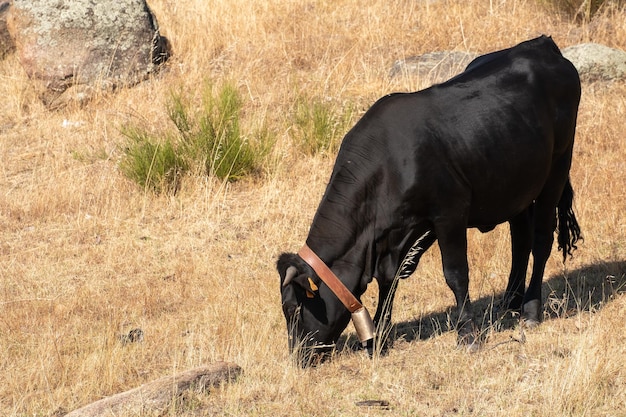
283, 266, 298, 286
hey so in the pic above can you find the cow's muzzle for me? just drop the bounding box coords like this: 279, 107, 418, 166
289, 334, 335, 367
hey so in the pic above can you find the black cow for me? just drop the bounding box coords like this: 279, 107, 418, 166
278, 35, 581, 365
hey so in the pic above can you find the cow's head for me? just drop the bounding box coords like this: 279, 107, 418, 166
277, 252, 352, 367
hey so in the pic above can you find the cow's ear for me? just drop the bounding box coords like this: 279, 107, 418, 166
301, 276, 321, 298
277, 253, 321, 296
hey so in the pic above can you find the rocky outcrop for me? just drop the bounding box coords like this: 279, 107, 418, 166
392, 42, 626, 84
7, 0, 170, 93
562, 43, 626, 81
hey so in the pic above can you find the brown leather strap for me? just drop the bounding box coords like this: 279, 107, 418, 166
298, 244, 363, 313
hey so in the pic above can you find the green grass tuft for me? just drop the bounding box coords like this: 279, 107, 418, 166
119, 127, 187, 194
120, 81, 272, 193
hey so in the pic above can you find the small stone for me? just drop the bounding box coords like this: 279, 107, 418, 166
120, 328, 144, 344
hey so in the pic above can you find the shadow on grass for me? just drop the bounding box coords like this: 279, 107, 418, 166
338, 260, 626, 352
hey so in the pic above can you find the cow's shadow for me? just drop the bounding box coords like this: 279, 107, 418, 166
339, 260, 626, 352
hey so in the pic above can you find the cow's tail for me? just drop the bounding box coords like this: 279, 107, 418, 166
556, 178, 582, 262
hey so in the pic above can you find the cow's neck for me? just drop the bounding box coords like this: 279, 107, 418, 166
305, 224, 374, 299
306, 202, 434, 295
304, 155, 399, 296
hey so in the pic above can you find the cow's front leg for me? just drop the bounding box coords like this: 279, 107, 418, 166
371, 278, 398, 355
437, 224, 478, 348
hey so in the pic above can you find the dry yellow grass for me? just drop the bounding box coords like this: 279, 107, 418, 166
1, 0, 625, 415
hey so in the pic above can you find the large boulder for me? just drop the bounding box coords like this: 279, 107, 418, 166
562, 43, 626, 81
7, 0, 170, 93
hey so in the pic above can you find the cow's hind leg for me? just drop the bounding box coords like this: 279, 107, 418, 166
522, 205, 555, 326
523, 161, 572, 325
501, 207, 533, 313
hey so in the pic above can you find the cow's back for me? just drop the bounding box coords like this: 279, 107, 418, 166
338, 36, 581, 227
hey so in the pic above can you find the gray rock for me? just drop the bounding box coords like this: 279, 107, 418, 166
0, 1, 14, 58
7, 0, 171, 93
390, 51, 478, 83
562, 43, 626, 81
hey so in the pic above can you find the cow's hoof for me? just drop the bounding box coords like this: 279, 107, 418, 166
456, 335, 481, 353
466, 341, 481, 353
456, 321, 482, 352
365, 339, 375, 357
458, 337, 482, 353
364, 337, 392, 358
521, 317, 541, 329
521, 299, 542, 326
